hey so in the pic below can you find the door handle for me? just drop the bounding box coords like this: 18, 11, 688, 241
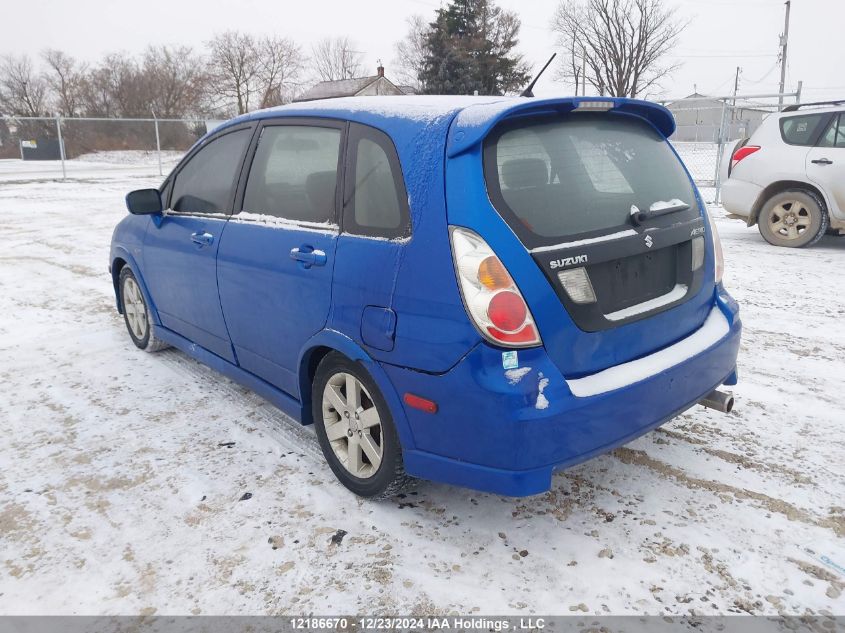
190, 231, 214, 246
290, 246, 327, 269
811, 158, 833, 165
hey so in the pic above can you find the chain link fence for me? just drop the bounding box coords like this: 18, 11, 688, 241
662, 91, 801, 202
1, 93, 799, 194
0, 116, 223, 182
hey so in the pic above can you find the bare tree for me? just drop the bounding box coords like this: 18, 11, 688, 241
311, 37, 363, 82
93, 53, 150, 117
42, 49, 87, 116
257, 36, 305, 108
0, 54, 48, 116
79, 64, 119, 117
143, 45, 208, 117
552, 0, 686, 98
207, 31, 260, 115
393, 15, 428, 91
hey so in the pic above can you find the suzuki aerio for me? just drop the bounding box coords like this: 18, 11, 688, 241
111, 96, 741, 498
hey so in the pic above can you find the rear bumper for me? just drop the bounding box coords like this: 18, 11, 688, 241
721, 178, 762, 219
384, 288, 741, 496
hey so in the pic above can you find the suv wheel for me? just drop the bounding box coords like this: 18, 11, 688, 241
312, 352, 410, 498
119, 267, 169, 352
758, 190, 829, 248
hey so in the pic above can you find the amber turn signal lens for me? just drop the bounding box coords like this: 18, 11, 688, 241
477, 256, 511, 290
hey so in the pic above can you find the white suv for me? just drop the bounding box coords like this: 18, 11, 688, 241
721, 101, 845, 247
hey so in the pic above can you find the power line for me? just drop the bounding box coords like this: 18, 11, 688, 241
745, 61, 780, 85
672, 53, 777, 58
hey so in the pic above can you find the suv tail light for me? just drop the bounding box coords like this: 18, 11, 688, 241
730, 145, 760, 171
449, 227, 541, 348
704, 206, 724, 283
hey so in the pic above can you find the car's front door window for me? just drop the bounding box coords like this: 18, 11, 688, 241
171, 128, 252, 214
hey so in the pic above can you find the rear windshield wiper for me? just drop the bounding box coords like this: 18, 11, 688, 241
630, 199, 690, 225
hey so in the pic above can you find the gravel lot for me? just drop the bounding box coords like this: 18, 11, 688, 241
0, 168, 843, 616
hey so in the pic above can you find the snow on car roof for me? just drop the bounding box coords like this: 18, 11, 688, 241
239, 95, 511, 125
210, 95, 675, 158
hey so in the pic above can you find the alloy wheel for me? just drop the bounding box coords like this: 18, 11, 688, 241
123, 277, 148, 340
321, 372, 383, 479
768, 200, 812, 241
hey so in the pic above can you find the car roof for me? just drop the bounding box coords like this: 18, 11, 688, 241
224, 95, 506, 130
212, 95, 676, 152
777, 104, 844, 117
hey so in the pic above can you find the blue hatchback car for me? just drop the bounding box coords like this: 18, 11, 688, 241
111, 95, 741, 498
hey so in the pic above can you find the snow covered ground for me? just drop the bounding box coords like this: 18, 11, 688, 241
0, 153, 182, 184
0, 171, 843, 617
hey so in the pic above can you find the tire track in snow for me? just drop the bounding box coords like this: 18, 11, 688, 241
154, 348, 323, 463
613, 447, 845, 537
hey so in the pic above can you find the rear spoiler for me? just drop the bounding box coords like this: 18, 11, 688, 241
446, 97, 676, 158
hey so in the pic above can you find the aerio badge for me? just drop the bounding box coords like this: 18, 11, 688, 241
644, 235, 654, 248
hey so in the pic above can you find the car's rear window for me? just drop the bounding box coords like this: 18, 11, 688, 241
483, 114, 697, 245
779, 113, 829, 146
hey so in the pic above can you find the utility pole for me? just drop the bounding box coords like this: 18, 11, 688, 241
778, 0, 791, 110
731, 66, 741, 122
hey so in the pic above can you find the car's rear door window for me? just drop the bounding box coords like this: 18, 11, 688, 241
242, 125, 342, 224
171, 128, 252, 213
484, 114, 697, 246
818, 114, 845, 148
780, 113, 829, 146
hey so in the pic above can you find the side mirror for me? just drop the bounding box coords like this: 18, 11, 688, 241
126, 189, 163, 215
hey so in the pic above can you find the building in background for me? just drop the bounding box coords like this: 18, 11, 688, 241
667, 93, 769, 142
294, 65, 415, 102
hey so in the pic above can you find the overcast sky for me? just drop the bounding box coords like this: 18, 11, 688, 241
3, 0, 843, 104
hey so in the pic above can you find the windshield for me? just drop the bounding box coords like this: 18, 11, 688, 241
483, 113, 697, 245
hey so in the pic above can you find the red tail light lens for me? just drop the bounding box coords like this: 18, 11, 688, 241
487, 291, 527, 332
449, 227, 541, 348
486, 325, 538, 344
731, 145, 760, 170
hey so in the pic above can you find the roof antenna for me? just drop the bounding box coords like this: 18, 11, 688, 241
520, 53, 557, 98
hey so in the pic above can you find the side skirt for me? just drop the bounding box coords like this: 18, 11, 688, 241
154, 326, 306, 424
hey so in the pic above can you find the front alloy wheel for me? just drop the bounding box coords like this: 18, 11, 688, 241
119, 267, 168, 352
123, 275, 148, 342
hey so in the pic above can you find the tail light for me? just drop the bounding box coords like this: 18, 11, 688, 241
449, 227, 541, 348
730, 145, 760, 171
704, 206, 724, 283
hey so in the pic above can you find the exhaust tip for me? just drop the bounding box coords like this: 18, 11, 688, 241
698, 389, 734, 414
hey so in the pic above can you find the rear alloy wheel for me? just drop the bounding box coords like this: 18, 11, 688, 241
312, 353, 410, 498
119, 267, 168, 352
758, 190, 828, 248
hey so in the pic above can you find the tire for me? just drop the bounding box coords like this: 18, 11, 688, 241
312, 352, 411, 498
757, 190, 829, 248
118, 267, 169, 353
